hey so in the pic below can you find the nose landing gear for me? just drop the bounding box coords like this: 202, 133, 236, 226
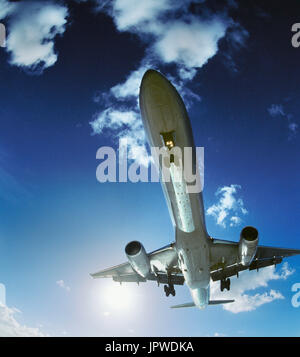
220, 278, 230, 292
164, 284, 176, 297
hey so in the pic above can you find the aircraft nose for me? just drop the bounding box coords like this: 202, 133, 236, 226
140, 69, 168, 91
139, 67, 187, 140
139, 69, 174, 110
141, 69, 161, 80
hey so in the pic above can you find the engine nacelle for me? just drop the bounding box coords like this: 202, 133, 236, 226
125, 241, 151, 278
238, 226, 259, 266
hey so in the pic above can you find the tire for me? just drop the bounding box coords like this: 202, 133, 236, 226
164, 285, 170, 297
226, 279, 230, 291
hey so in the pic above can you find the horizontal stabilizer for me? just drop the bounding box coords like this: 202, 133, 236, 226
171, 299, 234, 308
170, 302, 195, 309
208, 300, 234, 305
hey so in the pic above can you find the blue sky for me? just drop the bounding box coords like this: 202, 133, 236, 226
0, 0, 300, 336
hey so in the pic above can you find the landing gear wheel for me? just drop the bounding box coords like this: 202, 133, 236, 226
164, 284, 176, 297
226, 278, 231, 291
170, 285, 176, 296
220, 278, 231, 292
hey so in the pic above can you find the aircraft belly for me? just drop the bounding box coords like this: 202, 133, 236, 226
162, 176, 195, 233
139, 70, 207, 234
176, 228, 210, 289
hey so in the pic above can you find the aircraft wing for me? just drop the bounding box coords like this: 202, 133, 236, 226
90, 243, 184, 285
210, 240, 300, 282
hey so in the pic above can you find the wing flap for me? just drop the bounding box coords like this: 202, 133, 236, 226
112, 272, 185, 285
113, 274, 146, 283
211, 257, 283, 281
210, 239, 300, 282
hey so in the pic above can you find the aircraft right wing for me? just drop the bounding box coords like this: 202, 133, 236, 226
90, 243, 185, 285
210, 240, 300, 282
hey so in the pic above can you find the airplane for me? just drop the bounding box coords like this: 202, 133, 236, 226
90, 69, 300, 309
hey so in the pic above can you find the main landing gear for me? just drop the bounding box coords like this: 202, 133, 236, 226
164, 284, 176, 297
220, 278, 230, 292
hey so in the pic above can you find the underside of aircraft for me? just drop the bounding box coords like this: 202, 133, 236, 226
91, 227, 300, 308
91, 69, 300, 309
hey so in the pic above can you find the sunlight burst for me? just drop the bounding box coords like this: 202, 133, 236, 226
102, 284, 135, 311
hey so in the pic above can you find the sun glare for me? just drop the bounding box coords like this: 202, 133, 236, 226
102, 284, 135, 311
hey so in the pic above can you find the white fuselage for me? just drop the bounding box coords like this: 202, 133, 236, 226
139, 70, 211, 309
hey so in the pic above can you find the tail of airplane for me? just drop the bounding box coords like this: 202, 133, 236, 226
171, 300, 234, 308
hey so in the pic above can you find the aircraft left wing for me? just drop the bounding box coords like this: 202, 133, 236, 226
90, 243, 185, 285
210, 240, 300, 282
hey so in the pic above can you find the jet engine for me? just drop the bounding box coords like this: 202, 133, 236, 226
125, 241, 151, 278
238, 226, 259, 266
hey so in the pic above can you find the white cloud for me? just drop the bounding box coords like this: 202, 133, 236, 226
111, 0, 174, 32
99, 0, 247, 80
210, 262, 294, 313
268, 104, 285, 117
111, 65, 149, 100
91, 108, 150, 166
178, 67, 197, 81
288, 122, 298, 134
4, 1, 68, 71
267, 103, 298, 137
0, 0, 16, 20
91, 63, 154, 166
105, 1, 231, 80
91, 1, 248, 165
207, 184, 247, 228
228, 26, 249, 49
0, 303, 46, 337
153, 17, 227, 72
230, 216, 241, 227
56, 280, 71, 292
91, 108, 139, 133
226, 290, 284, 313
